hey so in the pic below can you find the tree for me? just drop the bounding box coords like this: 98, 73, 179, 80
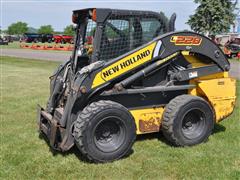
64, 25, 75, 36
38, 25, 54, 34
7, 22, 28, 35
187, 0, 237, 36
54, 31, 63, 34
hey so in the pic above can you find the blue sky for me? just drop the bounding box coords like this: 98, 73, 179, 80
1, 0, 198, 31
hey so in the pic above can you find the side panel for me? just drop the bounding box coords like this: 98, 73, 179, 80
189, 75, 236, 122
130, 107, 164, 134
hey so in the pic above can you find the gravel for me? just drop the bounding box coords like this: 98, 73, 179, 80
1, 48, 71, 62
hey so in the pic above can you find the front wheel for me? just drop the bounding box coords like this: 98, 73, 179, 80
74, 101, 136, 163
161, 95, 214, 146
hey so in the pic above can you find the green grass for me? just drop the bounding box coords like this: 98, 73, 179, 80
230, 57, 240, 62
0, 42, 21, 49
1, 56, 240, 179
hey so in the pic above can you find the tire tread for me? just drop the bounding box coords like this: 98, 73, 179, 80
73, 100, 135, 162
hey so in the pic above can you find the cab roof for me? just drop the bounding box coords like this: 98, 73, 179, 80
73, 8, 163, 23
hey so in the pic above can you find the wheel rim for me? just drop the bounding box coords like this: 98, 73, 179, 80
94, 116, 126, 153
181, 108, 206, 140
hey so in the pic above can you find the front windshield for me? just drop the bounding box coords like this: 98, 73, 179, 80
72, 18, 96, 69
84, 20, 96, 55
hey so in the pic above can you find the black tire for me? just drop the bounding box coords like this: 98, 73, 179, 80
162, 95, 214, 146
73, 100, 136, 163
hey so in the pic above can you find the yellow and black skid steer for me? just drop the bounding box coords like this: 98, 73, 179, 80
37, 8, 236, 163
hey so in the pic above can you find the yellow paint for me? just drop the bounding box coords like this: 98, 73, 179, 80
92, 42, 156, 88
156, 52, 179, 65
181, 51, 212, 68
197, 72, 229, 80
189, 72, 229, 88
181, 51, 190, 56
130, 107, 164, 134
189, 77, 236, 122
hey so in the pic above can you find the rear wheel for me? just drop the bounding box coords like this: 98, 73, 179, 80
74, 100, 136, 163
162, 95, 214, 146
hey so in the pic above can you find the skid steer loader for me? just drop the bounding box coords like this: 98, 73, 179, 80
37, 8, 237, 163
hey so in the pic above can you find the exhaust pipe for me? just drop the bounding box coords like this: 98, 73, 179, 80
169, 13, 176, 32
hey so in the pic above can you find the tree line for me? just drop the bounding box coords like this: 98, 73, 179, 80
2, 0, 238, 37
5, 22, 74, 36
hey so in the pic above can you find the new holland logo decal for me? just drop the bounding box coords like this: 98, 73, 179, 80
92, 42, 157, 88
102, 50, 151, 79
170, 36, 202, 46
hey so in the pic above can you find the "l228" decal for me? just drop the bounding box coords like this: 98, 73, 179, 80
170, 36, 202, 46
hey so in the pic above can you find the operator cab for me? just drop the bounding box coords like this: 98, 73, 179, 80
72, 8, 175, 71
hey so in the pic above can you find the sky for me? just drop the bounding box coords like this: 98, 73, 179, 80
1, 0, 198, 31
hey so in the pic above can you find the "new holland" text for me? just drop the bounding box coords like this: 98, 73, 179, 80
102, 50, 151, 78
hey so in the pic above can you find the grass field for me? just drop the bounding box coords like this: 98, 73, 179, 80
1, 56, 239, 179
